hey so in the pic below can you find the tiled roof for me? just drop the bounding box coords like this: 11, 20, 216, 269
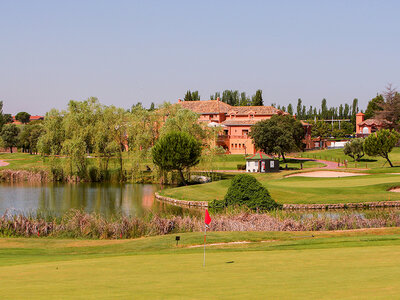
246, 152, 274, 160
358, 118, 391, 126
221, 119, 260, 126
177, 100, 232, 114
30, 116, 44, 120
227, 106, 287, 115
177, 100, 287, 116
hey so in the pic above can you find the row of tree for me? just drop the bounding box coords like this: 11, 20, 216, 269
184, 89, 264, 106
344, 129, 400, 167
0, 98, 221, 183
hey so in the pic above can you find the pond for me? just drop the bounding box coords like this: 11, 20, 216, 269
0, 182, 199, 217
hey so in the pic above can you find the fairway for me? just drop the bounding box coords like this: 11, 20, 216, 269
1, 229, 400, 299
160, 172, 400, 204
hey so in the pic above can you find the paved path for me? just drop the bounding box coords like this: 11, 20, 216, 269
0, 160, 9, 167
290, 157, 340, 169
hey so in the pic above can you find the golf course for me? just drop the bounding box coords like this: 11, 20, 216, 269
2, 228, 400, 299
159, 147, 400, 205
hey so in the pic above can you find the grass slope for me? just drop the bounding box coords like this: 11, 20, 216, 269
160, 173, 400, 204
1, 229, 400, 298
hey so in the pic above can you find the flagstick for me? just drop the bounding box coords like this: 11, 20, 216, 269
203, 224, 207, 267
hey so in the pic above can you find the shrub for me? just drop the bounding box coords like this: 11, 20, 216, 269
221, 174, 281, 211
343, 138, 365, 161
236, 164, 246, 170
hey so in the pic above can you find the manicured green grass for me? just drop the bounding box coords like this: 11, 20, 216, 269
297, 147, 400, 170
195, 154, 325, 170
160, 172, 400, 204
0, 153, 48, 170
1, 228, 400, 298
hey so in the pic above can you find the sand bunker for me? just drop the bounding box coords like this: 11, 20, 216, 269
0, 160, 9, 167
287, 171, 367, 178
389, 188, 400, 193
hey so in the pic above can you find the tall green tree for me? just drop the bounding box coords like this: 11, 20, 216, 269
321, 99, 328, 119
287, 104, 293, 115
249, 115, 305, 161
239, 92, 250, 106
364, 94, 384, 119
343, 138, 365, 161
251, 90, 263, 106
19, 123, 44, 154
184, 90, 193, 101
191, 91, 200, 101
0, 124, 20, 153
311, 120, 330, 138
37, 109, 66, 155
15, 112, 31, 124
0, 101, 5, 131
296, 98, 302, 119
375, 85, 400, 128
152, 131, 202, 185
351, 98, 359, 128
364, 129, 400, 167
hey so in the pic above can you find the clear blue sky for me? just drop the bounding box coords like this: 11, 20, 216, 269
1, 0, 399, 115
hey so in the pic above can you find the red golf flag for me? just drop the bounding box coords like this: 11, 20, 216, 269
205, 209, 211, 225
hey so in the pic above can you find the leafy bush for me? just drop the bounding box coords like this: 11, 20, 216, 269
210, 174, 281, 211
236, 164, 246, 170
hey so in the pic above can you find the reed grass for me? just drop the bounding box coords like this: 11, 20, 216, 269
2, 208, 400, 239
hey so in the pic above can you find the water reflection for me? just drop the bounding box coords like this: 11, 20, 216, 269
0, 182, 198, 217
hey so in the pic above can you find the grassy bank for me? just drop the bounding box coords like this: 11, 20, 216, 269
160, 172, 400, 204
0, 152, 324, 173
2, 228, 400, 298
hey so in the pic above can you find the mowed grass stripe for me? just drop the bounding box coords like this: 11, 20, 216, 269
1, 235, 400, 299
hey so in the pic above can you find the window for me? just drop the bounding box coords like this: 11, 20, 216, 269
242, 130, 249, 135
235, 144, 237, 148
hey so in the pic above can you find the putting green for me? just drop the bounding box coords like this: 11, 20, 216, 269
1, 229, 400, 299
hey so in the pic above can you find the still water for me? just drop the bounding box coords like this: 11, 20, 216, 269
0, 182, 197, 217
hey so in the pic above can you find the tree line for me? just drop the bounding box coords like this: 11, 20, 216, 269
0, 98, 221, 183
184, 89, 264, 106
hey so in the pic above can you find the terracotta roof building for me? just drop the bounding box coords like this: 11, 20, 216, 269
177, 98, 312, 154
356, 113, 390, 137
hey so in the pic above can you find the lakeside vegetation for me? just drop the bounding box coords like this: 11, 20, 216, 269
2, 228, 400, 298
6, 208, 400, 239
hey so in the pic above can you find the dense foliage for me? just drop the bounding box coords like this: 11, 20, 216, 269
210, 174, 280, 211
343, 138, 365, 161
15, 111, 31, 124
249, 115, 304, 161
364, 94, 384, 119
152, 131, 202, 185
375, 85, 400, 129
364, 129, 400, 167
0, 124, 20, 152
